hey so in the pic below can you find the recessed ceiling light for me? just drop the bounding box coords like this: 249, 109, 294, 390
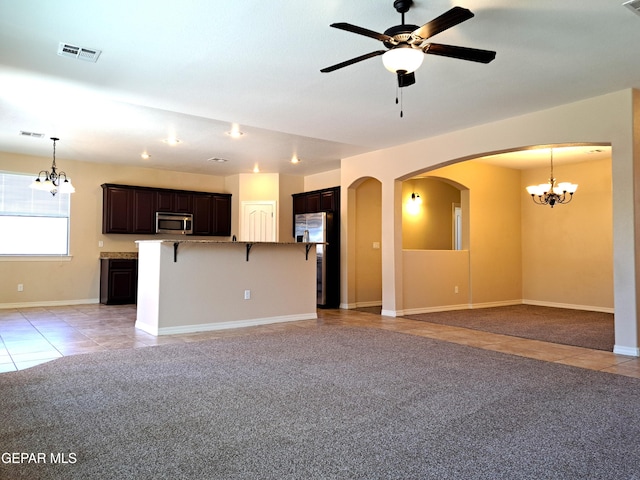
162, 138, 181, 146
207, 157, 228, 163
253, 165, 260, 173
141, 152, 151, 160
226, 123, 244, 138
226, 130, 244, 138
291, 155, 301, 164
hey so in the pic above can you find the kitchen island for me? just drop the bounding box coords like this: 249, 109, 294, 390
134, 240, 318, 335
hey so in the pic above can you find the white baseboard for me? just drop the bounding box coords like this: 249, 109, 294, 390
613, 345, 640, 357
0, 298, 100, 310
355, 301, 382, 308
522, 299, 614, 314
386, 299, 613, 317
470, 300, 523, 309
341, 302, 382, 310
138, 313, 318, 336
399, 304, 471, 316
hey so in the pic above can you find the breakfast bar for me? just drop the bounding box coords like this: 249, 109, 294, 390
135, 240, 318, 335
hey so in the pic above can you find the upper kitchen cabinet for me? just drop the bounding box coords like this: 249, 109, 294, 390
132, 188, 157, 234
102, 185, 132, 234
101, 184, 231, 236
292, 186, 340, 215
213, 195, 231, 236
192, 194, 213, 236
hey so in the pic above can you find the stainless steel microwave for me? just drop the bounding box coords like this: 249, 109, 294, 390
155, 212, 193, 235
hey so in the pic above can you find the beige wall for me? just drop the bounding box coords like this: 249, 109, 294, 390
341, 89, 638, 354
521, 158, 613, 310
402, 178, 461, 250
0, 152, 229, 307
354, 178, 382, 306
421, 161, 522, 307
0, 153, 307, 307
402, 250, 470, 311
304, 168, 340, 192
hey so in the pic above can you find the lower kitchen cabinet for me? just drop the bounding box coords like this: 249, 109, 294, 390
100, 258, 138, 305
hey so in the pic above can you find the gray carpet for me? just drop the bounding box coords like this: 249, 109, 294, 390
404, 305, 614, 351
1, 326, 639, 479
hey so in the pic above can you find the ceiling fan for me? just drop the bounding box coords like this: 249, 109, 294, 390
320, 0, 496, 89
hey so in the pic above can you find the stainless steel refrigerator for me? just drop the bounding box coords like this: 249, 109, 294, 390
295, 212, 337, 307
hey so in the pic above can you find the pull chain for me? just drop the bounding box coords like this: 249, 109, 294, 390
395, 85, 404, 118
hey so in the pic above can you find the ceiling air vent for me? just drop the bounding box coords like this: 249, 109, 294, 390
623, 0, 640, 16
57, 42, 101, 62
19, 131, 45, 138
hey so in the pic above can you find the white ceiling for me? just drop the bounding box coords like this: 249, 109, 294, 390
0, 1, 637, 177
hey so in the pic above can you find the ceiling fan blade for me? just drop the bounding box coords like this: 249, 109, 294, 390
423, 43, 496, 63
320, 50, 386, 73
411, 6, 474, 42
330, 23, 394, 43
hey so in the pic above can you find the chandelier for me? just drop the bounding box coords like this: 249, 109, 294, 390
30, 137, 75, 196
525, 148, 577, 207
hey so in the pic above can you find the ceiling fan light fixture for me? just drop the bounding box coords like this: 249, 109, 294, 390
382, 46, 423, 74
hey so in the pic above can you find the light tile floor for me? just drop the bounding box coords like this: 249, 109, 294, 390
1, 304, 640, 378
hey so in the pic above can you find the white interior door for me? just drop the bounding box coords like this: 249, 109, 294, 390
241, 201, 276, 241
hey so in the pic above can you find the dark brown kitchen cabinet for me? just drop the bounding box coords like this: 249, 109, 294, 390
320, 190, 336, 211
305, 192, 321, 213
192, 194, 213, 235
213, 195, 231, 236
293, 195, 306, 215
156, 191, 193, 214
100, 258, 137, 305
132, 189, 156, 234
156, 190, 175, 212
292, 186, 340, 215
192, 193, 232, 236
102, 184, 232, 236
175, 193, 192, 213
102, 186, 132, 233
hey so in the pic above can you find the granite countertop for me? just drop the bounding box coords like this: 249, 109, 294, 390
100, 252, 138, 259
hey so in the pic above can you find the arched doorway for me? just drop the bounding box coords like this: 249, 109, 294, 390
349, 177, 383, 311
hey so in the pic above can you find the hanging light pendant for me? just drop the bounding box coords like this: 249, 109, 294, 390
525, 148, 577, 208
30, 137, 75, 196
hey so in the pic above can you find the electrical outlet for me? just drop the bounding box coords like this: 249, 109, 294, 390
17, 284, 24, 292
454, 286, 459, 294
244, 290, 251, 300
98, 241, 104, 248
373, 242, 380, 249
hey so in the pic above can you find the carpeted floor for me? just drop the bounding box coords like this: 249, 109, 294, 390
403, 305, 614, 351
1, 326, 639, 479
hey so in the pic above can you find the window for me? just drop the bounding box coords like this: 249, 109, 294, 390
0, 172, 71, 255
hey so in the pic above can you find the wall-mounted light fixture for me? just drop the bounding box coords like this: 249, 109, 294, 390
406, 192, 422, 214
